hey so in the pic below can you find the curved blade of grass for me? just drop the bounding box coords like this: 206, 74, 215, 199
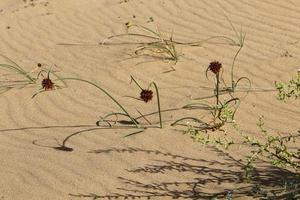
59, 77, 139, 128
232, 76, 252, 98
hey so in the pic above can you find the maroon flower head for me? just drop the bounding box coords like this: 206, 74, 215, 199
42, 78, 54, 91
140, 89, 153, 103
209, 61, 222, 74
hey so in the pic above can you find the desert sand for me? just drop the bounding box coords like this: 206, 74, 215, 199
0, 0, 299, 199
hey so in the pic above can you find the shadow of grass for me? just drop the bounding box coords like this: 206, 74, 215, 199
69, 147, 299, 199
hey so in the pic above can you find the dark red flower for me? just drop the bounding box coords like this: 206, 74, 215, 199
208, 61, 222, 74
140, 89, 153, 103
42, 78, 54, 91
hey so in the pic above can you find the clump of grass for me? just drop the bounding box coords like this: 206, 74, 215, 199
104, 23, 180, 63
101, 16, 247, 65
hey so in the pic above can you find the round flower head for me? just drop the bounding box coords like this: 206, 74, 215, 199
42, 78, 54, 91
208, 61, 222, 74
140, 89, 153, 103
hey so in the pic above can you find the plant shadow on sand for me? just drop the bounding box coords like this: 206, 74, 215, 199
0, 124, 148, 152
69, 147, 299, 199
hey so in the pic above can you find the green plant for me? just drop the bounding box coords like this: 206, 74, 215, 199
0, 54, 163, 136
184, 124, 234, 150
240, 72, 300, 183
32, 73, 163, 137
172, 61, 240, 132
242, 121, 300, 178
275, 70, 300, 101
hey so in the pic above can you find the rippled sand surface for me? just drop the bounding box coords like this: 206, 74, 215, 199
0, 0, 299, 199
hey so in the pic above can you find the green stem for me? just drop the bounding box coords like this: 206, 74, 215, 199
130, 76, 143, 90
216, 72, 220, 106
149, 81, 162, 128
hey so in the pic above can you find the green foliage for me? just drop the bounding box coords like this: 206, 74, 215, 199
275, 73, 300, 101
184, 125, 234, 150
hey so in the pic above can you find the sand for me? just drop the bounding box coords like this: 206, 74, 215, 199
0, 0, 299, 199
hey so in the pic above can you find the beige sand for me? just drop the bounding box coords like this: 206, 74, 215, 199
0, 0, 299, 199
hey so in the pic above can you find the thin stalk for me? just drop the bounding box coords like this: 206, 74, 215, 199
230, 45, 244, 91
60, 77, 139, 128
136, 109, 152, 125
216, 72, 220, 106
130, 76, 143, 90
149, 81, 162, 128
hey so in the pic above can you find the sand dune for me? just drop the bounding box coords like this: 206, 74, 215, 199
0, 0, 299, 199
